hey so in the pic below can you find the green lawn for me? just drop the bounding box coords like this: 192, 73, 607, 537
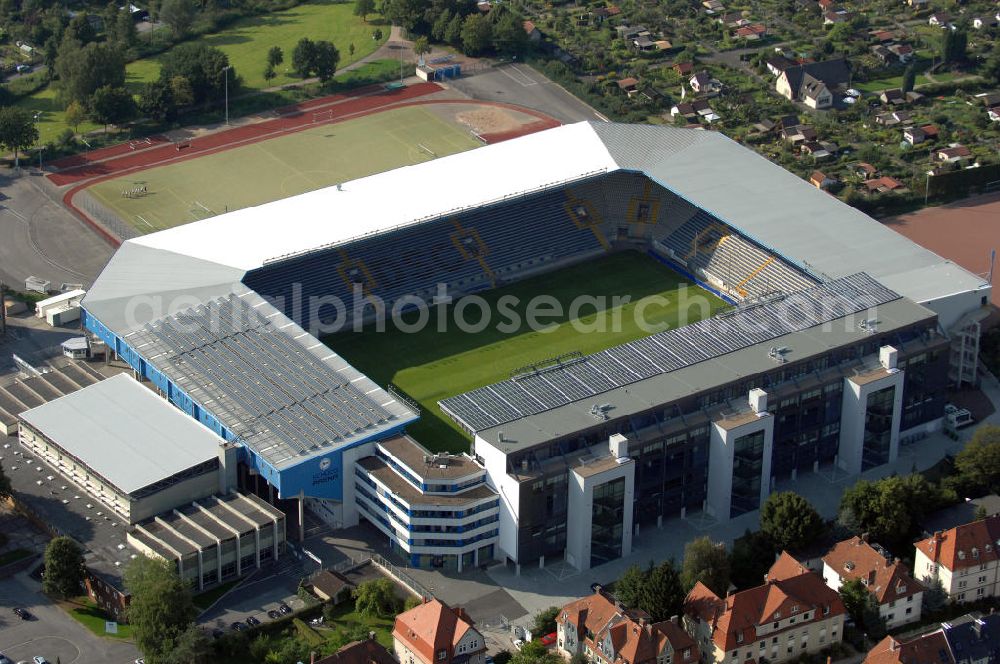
63, 597, 134, 639
125, 0, 387, 93
87, 104, 481, 233
855, 73, 932, 94
326, 251, 729, 452
14, 84, 101, 144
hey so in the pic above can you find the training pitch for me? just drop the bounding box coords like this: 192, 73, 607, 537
86, 105, 482, 234
327, 251, 729, 453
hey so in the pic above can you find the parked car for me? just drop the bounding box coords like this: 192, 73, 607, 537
231, 622, 246, 631
246, 616, 261, 627
33, 657, 49, 664
278, 603, 291, 615
13, 608, 32, 620
267, 609, 280, 620
15, 64, 30, 73
540, 633, 557, 646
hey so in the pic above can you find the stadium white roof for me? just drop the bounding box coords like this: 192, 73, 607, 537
19, 373, 222, 496
86, 121, 984, 335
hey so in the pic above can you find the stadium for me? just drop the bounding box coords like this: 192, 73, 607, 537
82, 121, 990, 573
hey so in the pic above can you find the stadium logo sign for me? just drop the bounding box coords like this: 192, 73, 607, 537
319, 457, 332, 471
312, 457, 339, 487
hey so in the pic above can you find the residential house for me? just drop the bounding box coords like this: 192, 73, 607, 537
934, 145, 973, 164
854, 162, 878, 179
864, 176, 905, 193
776, 58, 850, 108
929, 12, 950, 26
800, 141, 831, 159
702, 0, 724, 11
310, 570, 355, 604
975, 92, 1000, 108
972, 17, 996, 30
671, 99, 713, 120
864, 613, 1000, 664
777, 114, 801, 130
617, 25, 650, 40
674, 62, 695, 76
817, 0, 835, 10
690, 71, 721, 94
887, 43, 914, 63
718, 12, 748, 27
870, 29, 895, 42
767, 55, 796, 76
871, 45, 895, 65
904, 126, 927, 145
821, 536, 925, 629
782, 124, 818, 144
393, 599, 486, 664
557, 588, 700, 664
617, 77, 640, 95
824, 11, 850, 24
809, 170, 837, 189
875, 110, 912, 126
753, 118, 777, 133
989, 107, 1000, 122
735, 24, 767, 40
880, 89, 906, 106
523, 20, 541, 41
913, 514, 1000, 603
317, 638, 399, 664
683, 553, 847, 664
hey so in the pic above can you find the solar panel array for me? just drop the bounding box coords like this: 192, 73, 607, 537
127, 293, 398, 468
440, 273, 900, 432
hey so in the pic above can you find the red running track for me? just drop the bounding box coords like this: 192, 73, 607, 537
48, 81, 443, 186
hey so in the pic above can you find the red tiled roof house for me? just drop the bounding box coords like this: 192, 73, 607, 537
394, 599, 486, 664
683, 553, 847, 664
558, 588, 699, 664
914, 514, 1000, 603
821, 536, 925, 628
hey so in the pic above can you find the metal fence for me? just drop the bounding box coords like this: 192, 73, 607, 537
75, 190, 138, 242
371, 553, 434, 599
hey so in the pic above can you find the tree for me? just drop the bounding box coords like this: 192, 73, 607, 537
614, 564, 646, 608
115, 8, 139, 49
729, 529, 776, 591
267, 45, 284, 69
382, 0, 424, 32
353, 578, 399, 618
493, 12, 529, 56
354, 0, 375, 22
42, 537, 85, 598
510, 640, 563, 664
840, 578, 885, 639
263, 64, 276, 82
373, 28, 383, 40
159, 0, 198, 38
311, 40, 340, 82
639, 560, 684, 621
940, 27, 967, 64
532, 606, 559, 636
413, 36, 431, 58
901, 64, 916, 94
461, 13, 493, 56
839, 474, 952, 548
90, 85, 136, 131
953, 425, 1000, 495
64, 100, 86, 132
444, 14, 463, 46
125, 555, 197, 664
760, 491, 824, 552
54, 40, 126, 107
0, 106, 40, 167
0, 461, 10, 502
922, 577, 947, 613
66, 13, 97, 44
159, 43, 232, 103
162, 624, 213, 664
292, 37, 316, 77
494, 651, 513, 664
682, 536, 730, 596
432, 9, 453, 41
169, 76, 194, 107
349, 42, 355, 57
138, 79, 175, 122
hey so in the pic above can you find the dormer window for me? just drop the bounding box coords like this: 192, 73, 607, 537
973, 548, 980, 558
791, 605, 799, 613
775, 611, 781, 619
737, 633, 744, 644
437, 651, 447, 661
959, 551, 966, 560
898, 585, 907, 594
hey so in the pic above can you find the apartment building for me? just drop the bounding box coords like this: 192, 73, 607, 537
914, 515, 1000, 603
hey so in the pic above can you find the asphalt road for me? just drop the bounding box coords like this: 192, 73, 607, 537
0, 571, 140, 664
0, 171, 113, 291
448, 63, 606, 124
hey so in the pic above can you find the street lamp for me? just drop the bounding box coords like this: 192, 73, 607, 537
223, 65, 232, 126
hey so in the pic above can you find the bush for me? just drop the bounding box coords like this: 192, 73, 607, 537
293, 617, 325, 647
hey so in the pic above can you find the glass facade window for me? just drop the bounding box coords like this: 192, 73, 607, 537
731, 430, 765, 518
590, 477, 625, 568
862, 385, 895, 470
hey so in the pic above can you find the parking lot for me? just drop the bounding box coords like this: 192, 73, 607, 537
0, 571, 140, 664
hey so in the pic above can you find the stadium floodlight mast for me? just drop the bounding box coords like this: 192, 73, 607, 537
223, 65, 232, 126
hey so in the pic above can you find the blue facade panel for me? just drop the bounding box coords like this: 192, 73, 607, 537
82, 306, 410, 502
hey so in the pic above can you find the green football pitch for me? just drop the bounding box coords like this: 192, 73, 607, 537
326, 251, 729, 453
86, 105, 482, 234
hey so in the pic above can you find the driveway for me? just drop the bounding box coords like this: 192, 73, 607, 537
0, 571, 140, 664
